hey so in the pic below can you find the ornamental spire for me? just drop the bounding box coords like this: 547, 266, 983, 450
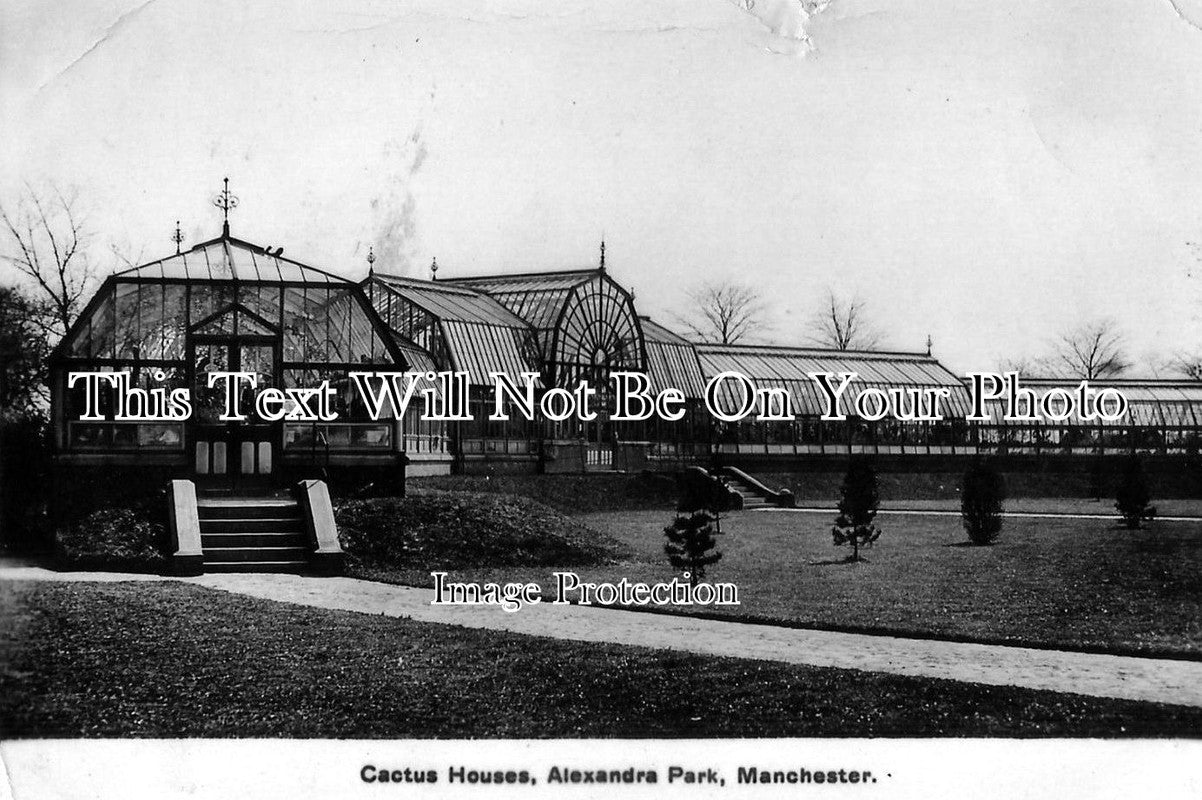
171, 220, 184, 255
366, 245, 376, 277
212, 177, 239, 237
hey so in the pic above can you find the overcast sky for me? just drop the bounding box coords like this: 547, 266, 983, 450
3, 0, 1202, 373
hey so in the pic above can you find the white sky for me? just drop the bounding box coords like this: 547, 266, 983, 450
3, 0, 1202, 373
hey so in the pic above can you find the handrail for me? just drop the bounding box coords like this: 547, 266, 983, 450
718, 466, 796, 508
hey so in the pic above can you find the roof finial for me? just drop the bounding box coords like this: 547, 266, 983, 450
430, 256, 439, 281
171, 220, 184, 255
599, 239, 606, 272
925, 334, 933, 356
366, 245, 376, 277
212, 177, 239, 237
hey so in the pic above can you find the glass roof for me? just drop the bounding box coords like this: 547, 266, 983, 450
550, 274, 645, 389
368, 275, 529, 327
641, 317, 707, 398
981, 380, 1202, 427
447, 269, 597, 330
114, 237, 345, 284
442, 321, 540, 386
366, 275, 541, 387
697, 344, 974, 418
60, 246, 405, 367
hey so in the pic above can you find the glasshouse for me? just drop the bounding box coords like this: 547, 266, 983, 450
49, 225, 1202, 492
50, 233, 416, 491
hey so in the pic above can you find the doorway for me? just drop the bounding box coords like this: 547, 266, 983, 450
188, 334, 280, 491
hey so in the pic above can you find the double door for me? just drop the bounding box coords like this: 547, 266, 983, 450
188, 335, 279, 490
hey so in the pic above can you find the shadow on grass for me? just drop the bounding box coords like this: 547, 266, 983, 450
809, 556, 870, 566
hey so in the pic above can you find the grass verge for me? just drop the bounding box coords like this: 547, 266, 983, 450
3, 580, 1201, 738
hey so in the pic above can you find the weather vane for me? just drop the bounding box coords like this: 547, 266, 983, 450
366, 245, 376, 277
171, 220, 184, 254
430, 257, 438, 281
212, 177, 239, 236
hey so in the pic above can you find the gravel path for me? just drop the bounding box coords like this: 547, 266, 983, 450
5, 562, 1201, 708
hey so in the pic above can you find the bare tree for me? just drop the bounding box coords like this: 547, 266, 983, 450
0, 185, 96, 339
109, 239, 146, 271
807, 290, 880, 351
1049, 318, 1129, 379
1166, 353, 1202, 381
997, 355, 1046, 377
675, 280, 769, 344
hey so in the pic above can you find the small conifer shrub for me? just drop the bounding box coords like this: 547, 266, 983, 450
831, 457, 881, 562
1115, 454, 1156, 530
664, 509, 722, 585
961, 458, 1006, 545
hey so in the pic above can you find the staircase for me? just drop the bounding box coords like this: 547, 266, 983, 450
197, 498, 311, 573
721, 474, 774, 510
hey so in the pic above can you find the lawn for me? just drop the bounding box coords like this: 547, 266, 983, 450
871, 498, 1202, 517
353, 509, 1202, 657
3, 579, 1201, 738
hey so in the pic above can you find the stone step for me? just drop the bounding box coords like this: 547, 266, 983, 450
201, 531, 308, 548
198, 500, 300, 520
203, 546, 310, 563
203, 560, 309, 573
199, 517, 304, 534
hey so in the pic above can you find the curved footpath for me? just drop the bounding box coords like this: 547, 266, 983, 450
3, 561, 1202, 709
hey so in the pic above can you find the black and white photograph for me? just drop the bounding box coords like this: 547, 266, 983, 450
2, 0, 1201, 797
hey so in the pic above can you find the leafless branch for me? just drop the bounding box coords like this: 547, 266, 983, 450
806, 290, 881, 351
0, 184, 95, 339
673, 280, 770, 345
1166, 352, 1202, 381
1048, 318, 1129, 379
997, 355, 1048, 377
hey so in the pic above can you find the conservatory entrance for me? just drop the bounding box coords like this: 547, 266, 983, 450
188, 316, 281, 490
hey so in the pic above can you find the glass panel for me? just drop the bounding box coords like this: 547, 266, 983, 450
309, 288, 332, 361
325, 425, 351, 447
351, 424, 391, 448
348, 300, 378, 363
213, 284, 235, 311
115, 282, 140, 358
193, 342, 231, 424
235, 309, 275, 337
137, 424, 184, 449
195, 309, 236, 336
112, 424, 138, 448
190, 286, 213, 329
284, 423, 317, 449
70, 288, 111, 358
133, 283, 164, 359
162, 284, 187, 359
323, 289, 350, 363
240, 285, 280, 330
283, 288, 309, 361
239, 343, 275, 421
134, 365, 187, 418
69, 423, 110, 448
